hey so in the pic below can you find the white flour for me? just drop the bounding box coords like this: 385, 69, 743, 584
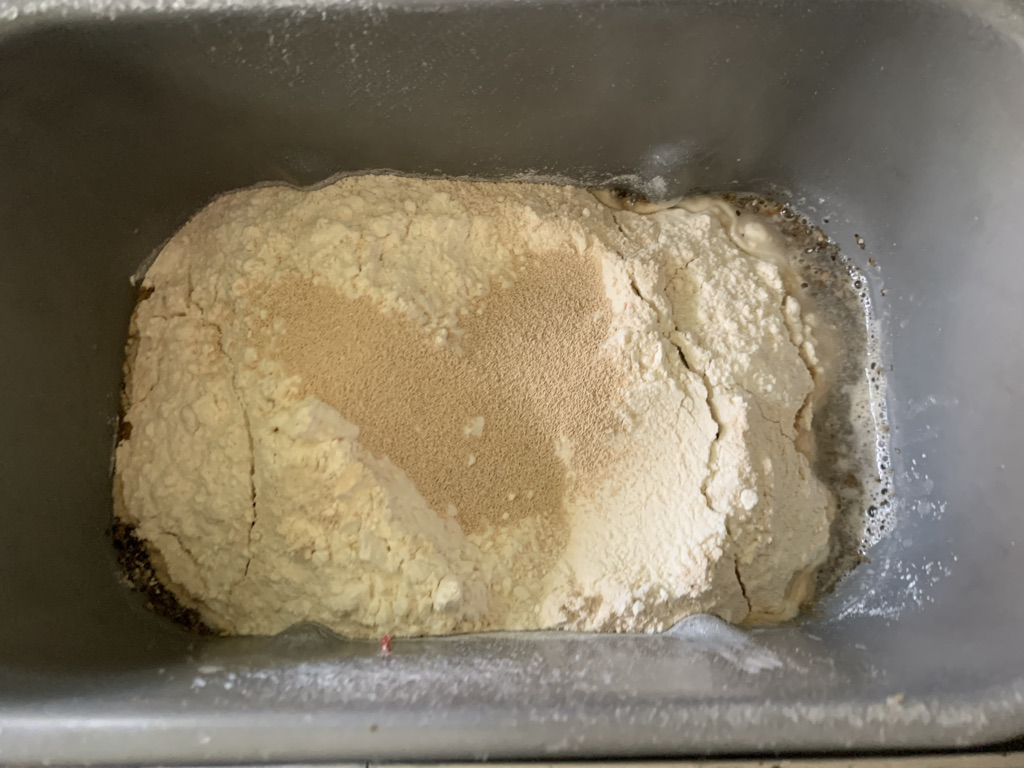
115, 175, 833, 637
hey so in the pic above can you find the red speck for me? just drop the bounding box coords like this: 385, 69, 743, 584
379, 633, 393, 658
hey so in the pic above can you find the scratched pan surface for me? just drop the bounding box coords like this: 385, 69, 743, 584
1, 0, 1024, 762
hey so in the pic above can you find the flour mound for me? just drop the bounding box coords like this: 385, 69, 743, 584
115, 175, 833, 637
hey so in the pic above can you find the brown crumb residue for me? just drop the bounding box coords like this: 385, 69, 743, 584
111, 521, 216, 635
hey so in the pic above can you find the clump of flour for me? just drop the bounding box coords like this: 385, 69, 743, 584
115, 175, 833, 637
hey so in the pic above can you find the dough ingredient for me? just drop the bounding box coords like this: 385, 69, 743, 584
114, 175, 833, 637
